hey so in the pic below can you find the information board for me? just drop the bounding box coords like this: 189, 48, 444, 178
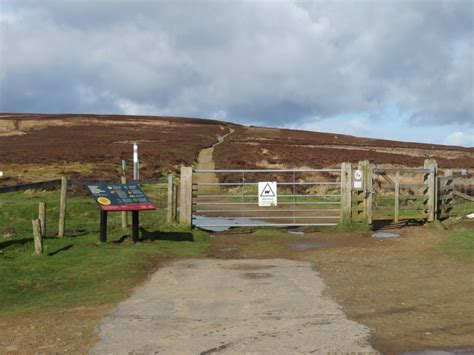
87, 183, 156, 211
258, 181, 277, 207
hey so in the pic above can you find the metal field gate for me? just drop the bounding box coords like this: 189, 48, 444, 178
191, 168, 343, 229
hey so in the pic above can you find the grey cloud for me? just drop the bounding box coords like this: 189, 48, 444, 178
0, 0, 472, 127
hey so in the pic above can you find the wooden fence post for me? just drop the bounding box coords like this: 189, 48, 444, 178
167, 174, 174, 223
394, 171, 400, 223
340, 162, 352, 223
358, 160, 374, 224
58, 176, 67, 237
38, 202, 47, 237
32, 219, 43, 255
121, 176, 128, 228
367, 162, 374, 224
424, 159, 438, 222
179, 167, 193, 227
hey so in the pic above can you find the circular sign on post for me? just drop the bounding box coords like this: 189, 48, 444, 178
353, 169, 363, 190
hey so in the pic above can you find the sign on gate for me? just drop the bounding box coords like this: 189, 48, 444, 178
353, 169, 363, 190
258, 181, 277, 206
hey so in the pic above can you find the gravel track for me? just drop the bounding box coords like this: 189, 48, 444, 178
91, 259, 375, 354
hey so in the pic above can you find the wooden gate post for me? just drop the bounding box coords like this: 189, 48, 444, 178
173, 183, 178, 222
340, 162, 352, 223
58, 176, 67, 237
367, 162, 374, 224
167, 174, 174, 223
394, 171, 400, 223
179, 167, 193, 227
424, 159, 438, 222
358, 160, 374, 224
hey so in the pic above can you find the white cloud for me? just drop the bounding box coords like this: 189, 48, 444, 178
115, 98, 160, 116
0, 0, 472, 137
444, 131, 474, 147
347, 119, 371, 135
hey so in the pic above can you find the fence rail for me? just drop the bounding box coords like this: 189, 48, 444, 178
0, 178, 168, 194
194, 168, 341, 173
0, 176, 177, 240
0, 179, 62, 194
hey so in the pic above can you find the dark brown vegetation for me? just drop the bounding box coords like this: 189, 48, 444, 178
1, 114, 472, 185
214, 126, 474, 170
0, 114, 232, 183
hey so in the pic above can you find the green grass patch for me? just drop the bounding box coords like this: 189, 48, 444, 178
451, 200, 474, 217
436, 228, 474, 261
328, 221, 371, 233
245, 228, 293, 238
0, 188, 210, 317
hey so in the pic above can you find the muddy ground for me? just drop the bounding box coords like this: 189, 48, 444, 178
1, 224, 472, 353
210, 225, 474, 353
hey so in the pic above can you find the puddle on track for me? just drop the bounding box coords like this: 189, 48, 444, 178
372, 232, 400, 238
193, 215, 269, 232
218, 247, 238, 254
240, 272, 273, 279
400, 349, 474, 355
287, 230, 305, 236
288, 241, 330, 250
223, 263, 277, 271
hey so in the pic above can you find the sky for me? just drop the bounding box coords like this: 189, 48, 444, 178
0, 0, 473, 146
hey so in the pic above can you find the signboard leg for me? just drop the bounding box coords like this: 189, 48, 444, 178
87, 183, 154, 243
100, 211, 108, 243
132, 211, 139, 242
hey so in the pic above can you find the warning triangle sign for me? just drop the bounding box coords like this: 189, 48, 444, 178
260, 182, 275, 197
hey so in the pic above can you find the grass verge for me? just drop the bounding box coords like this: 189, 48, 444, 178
435, 227, 474, 261
0, 189, 210, 317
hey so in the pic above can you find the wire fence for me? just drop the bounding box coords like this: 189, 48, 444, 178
451, 171, 474, 217
0, 178, 170, 239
